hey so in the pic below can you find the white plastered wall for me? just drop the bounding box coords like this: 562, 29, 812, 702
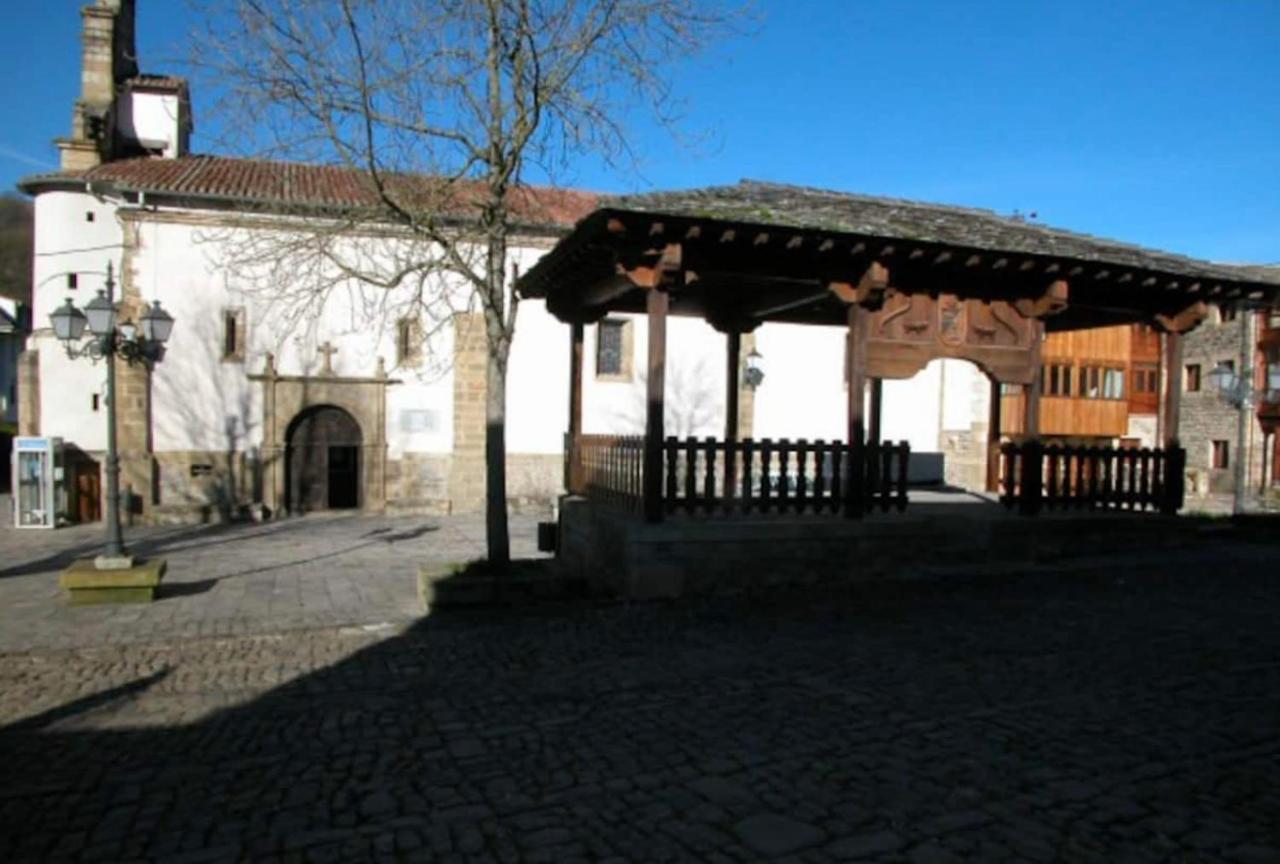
31, 190, 122, 452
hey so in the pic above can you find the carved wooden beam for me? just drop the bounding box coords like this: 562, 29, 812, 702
1154, 301, 1210, 334
618, 242, 683, 290
576, 242, 683, 309
829, 261, 890, 309
1014, 279, 1069, 319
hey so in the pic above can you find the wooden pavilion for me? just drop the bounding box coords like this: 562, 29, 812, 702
517, 182, 1280, 594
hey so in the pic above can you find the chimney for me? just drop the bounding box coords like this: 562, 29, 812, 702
56, 0, 139, 171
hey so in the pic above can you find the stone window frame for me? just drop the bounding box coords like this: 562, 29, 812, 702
1185, 363, 1201, 393
396, 316, 423, 368
595, 317, 634, 383
221, 307, 246, 363
1211, 439, 1230, 470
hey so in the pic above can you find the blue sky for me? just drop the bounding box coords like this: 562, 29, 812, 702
1, 1, 1277, 264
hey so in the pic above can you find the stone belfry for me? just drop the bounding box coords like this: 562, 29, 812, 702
56, 0, 139, 170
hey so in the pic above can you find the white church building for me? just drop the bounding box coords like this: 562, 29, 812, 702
17, 0, 990, 525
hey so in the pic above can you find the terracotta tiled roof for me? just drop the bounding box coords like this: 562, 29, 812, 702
20, 155, 600, 232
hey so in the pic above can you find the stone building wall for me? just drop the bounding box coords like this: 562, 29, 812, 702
1180, 314, 1265, 501
940, 421, 988, 492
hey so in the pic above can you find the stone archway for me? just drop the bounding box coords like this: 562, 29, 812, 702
285, 405, 363, 513
252, 355, 396, 517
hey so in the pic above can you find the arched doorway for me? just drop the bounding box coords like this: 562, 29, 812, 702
285, 406, 362, 513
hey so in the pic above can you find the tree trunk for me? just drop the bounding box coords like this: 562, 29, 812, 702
484, 339, 510, 564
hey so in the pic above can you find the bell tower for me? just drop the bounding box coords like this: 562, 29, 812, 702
56, 0, 139, 170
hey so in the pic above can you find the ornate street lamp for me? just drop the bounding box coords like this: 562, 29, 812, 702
743, 347, 765, 390
50, 262, 174, 568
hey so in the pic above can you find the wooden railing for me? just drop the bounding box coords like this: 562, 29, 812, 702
567, 434, 911, 517
567, 434, 645, 513
662, 437, 910, 515
999, 441, 1185, 515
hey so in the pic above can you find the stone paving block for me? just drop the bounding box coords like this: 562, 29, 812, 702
734, 813, 828, 857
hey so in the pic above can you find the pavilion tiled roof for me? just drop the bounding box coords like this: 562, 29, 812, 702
19, 155, 600, 232
607, 180, 1280, 288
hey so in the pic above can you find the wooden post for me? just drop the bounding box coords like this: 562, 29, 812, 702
986, 377, 1003, 493
565, 322, 584, 492
1023, 322, 1044, 439
1161, 331, 1183, 448
1160, 330, 1186, 514
844, 304, 869, 518
724, 331, 741, 500
868, 378, 883, 445
643, 289, 668, 522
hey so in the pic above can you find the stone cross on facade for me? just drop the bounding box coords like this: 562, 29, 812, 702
318, 341, 338, 375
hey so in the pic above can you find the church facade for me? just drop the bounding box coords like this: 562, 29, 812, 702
20, 0, 1147, 526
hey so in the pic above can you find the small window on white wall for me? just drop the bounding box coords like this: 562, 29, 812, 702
221, 308, 246, 362
396, 317, 423, 367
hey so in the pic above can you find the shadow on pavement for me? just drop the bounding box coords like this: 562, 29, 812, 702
2, 557, 1279, 861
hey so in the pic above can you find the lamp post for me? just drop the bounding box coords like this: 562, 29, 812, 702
49, 262, 174, 567
1208, 307, 1280, 516
743, 347, 765, 390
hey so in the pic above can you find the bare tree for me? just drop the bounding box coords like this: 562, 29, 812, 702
190, 0, 744, 563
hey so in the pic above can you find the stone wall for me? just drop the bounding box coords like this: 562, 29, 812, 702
1181, 315, 1265, 500
447, 313, 488, 513
17, 349, 38, 436
151, 449, 259, 524
386, 452, 452, 515
940, 420, 988, 491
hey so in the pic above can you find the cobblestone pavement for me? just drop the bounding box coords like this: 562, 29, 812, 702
0, 507, 547, 652
2, 543, 1279, 862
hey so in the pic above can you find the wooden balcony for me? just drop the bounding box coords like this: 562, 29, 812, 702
1000, 394, 1129, 438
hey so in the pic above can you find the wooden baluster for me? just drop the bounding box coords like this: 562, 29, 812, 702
681, 436, 696, 512
875, 440, 886, 511
670, 435, 680, 509
1152, 448, 1164, 510
1021, 440, 1044, 516
865, 439, 881, 512
1045, 446, 1058, 510
795, 439, 809, 513
703, 437, 717, 512
777, 438, 791, 510
812, 439, 826, 510
1078, 448, 1087, 508
741, 439, 755, 513
1098, 448, 1109, 510
760, 439, 773, 512
829, 445, 842, 513
1132, 449, 1142, 509
1139, 448, 1151, 510
896, 441, 910, 512
1084, 447, 1097, 509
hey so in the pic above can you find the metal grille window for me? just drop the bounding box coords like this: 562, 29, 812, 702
597, 319, 625, 377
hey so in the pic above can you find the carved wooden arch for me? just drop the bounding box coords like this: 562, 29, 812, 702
864, 291, 1043, 385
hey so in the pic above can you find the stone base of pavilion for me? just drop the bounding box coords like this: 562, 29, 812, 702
556, 494, 1193, 599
